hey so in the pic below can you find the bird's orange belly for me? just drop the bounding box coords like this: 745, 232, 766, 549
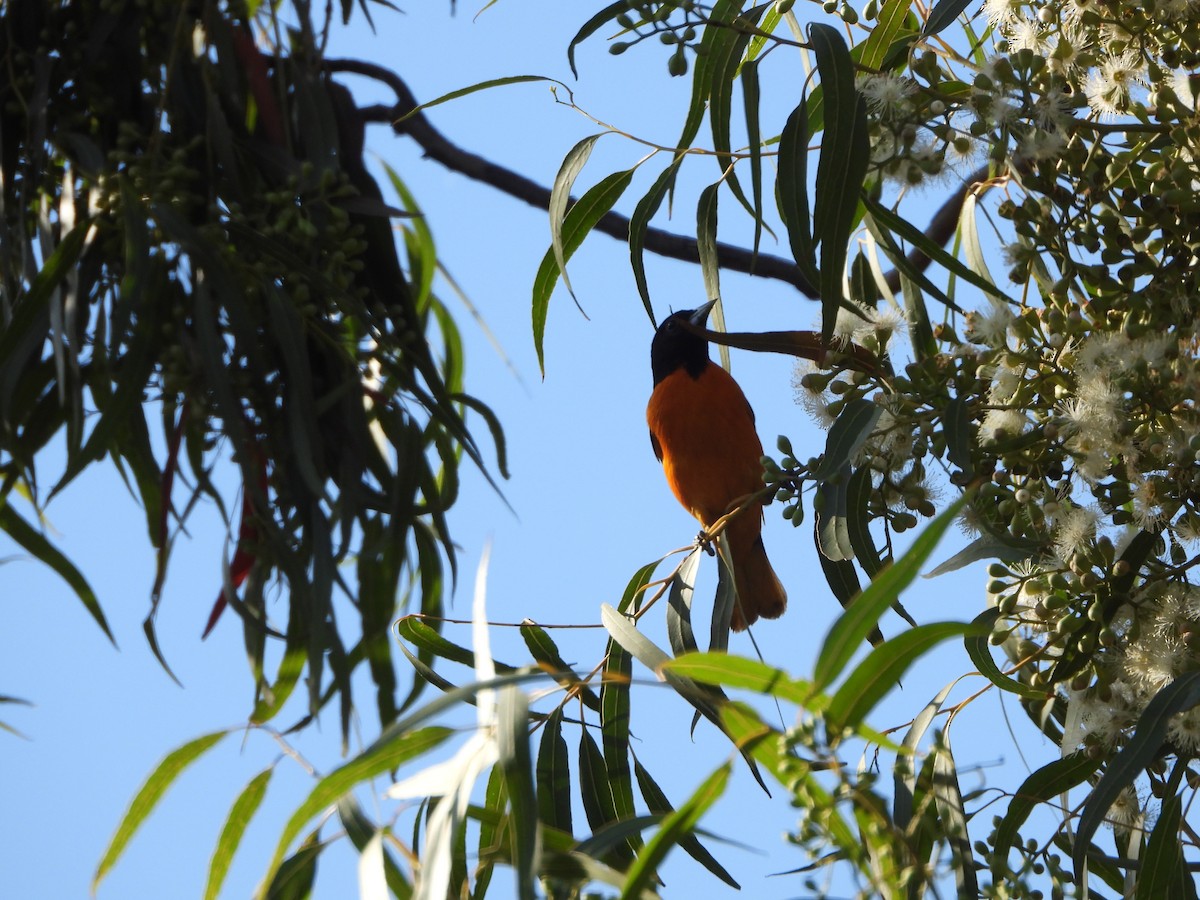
646, 366, 766, 526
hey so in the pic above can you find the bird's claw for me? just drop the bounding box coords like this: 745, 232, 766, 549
694, 529, 716, 556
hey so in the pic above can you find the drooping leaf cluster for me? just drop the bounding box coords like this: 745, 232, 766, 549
0, 0, 503, 739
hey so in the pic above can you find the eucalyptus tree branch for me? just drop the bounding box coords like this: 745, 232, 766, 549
327, 58, 984, 302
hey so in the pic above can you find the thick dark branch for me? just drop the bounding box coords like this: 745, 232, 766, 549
328, 58, 985, 302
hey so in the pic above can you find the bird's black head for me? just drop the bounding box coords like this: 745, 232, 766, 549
650, 300, 716, 385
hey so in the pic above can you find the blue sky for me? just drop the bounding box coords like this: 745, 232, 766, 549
1, 3, 1068, 898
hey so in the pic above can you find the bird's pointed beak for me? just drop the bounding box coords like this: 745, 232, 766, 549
689, 299, 718, 327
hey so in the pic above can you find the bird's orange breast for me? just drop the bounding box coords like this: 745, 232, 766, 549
646, 363, 766, 527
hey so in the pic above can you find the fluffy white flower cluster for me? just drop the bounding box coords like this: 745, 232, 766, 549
1065, 583, 1200, 754
957, 299, 1200, 754
978, 0, 1182, 119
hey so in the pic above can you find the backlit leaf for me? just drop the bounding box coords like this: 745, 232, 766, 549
94, 731, 229, 892
534, 170, 634, 374
814, 495, 966, 691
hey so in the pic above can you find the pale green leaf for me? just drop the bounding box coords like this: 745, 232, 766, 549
94, 731, 229, 892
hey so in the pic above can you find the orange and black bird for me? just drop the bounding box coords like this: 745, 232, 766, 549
647, 301, 787, 631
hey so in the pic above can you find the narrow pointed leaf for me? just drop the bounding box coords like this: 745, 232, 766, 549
675, 0, 745, 153
813, 399, 882, 482
395, 75, 565, 122
1137, 794, 1187, 900
959, 192, 995, 286
666, 550, 702, 659
864, 195, 1007, 302
860, 0, 915, 70
706, 4, 764, 218
94, 731, 229, 892
894, 681, 955, 829
338, 797, 412, 899
601, 605, 640, 862
845, 466, 884, 578
964, 608, 1050, 699
534, 169, 634, 374
264, 726, 454, 885
992, 752, 1100, 880
619, 763, 732, 900
537, 709, 572, 833
521, 622, 600, 710
575, 815, 661, 862
633, 757, 739, 889
395, 616, 517, 673
475, 764, 506, 900
926, 534, 1042, 578
942, 396, 975, 478
497, 686, 539, 900
0, 504, 113, 643
816, 537, 864, 626
742, 60, 764, 260
814, 494, 966, 690
815, 477, 854, 563
620, 559, 662, 614
629, 158, 683, 322
550, 134, 608, 299
659, 652, 812, 707
826, 621, 976, 734
601, 603, 672, 671
776, 97, 818, 285
810, 23, 869, 343
602, 605, 768, 793
250, 599, 308, 724
923, 0, 973, 37
567, 1, 627, 77
579, 728, 633, 868
205, 767, 274, 900
745, 5, 781, 61
696, 183, 721, 312
266, 830, 320, 900
710, 534, 735, 650
863, 211, 957, 314
931, 735, 977, 897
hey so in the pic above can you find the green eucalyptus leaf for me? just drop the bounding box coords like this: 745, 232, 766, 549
963, 608, 1050, 700
931, 734, 977, 898
619, 763, 732, 900
496, 686, 538, 900
810, 23, 870, 343
826, 621, 976, 735
536, 708, 572, 834
814, 399, 882, 483
992, 752, 1100, 882
567, 1, 628, 77
0, 502, 113, 643
534, 169, 634, 374
814, 495, 966, 691
1137, 793, 1190, 900
632, 756, 739, 889
94, 731, 229, 893
204, 767, 274, 900
394, 75, 566, 122
659, 652, 813, 707
629, 158, 684, 322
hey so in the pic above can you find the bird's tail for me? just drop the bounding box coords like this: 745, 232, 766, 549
729, 532, 787, 632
